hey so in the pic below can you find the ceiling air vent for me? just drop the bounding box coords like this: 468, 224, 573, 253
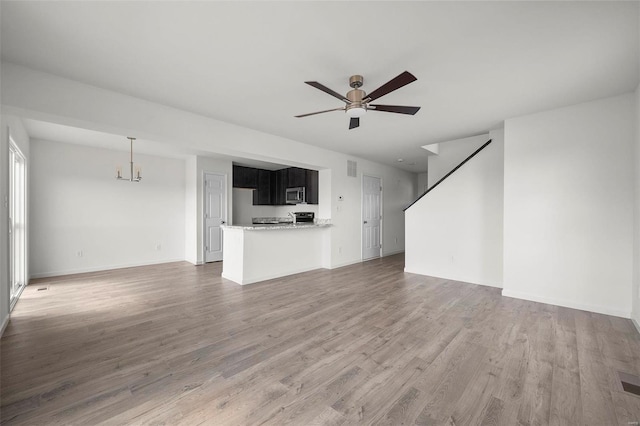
347, 160, 357, 178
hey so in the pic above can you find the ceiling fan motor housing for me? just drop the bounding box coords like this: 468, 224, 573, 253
349, 74, 364, 88
346, 87, 366, 116
348, 75, 366, 114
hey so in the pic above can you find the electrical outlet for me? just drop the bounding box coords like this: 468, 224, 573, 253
395, 237, 398, 244
155, 244, 162, 251
338, 246, 342, 254
76, 250, 83, 257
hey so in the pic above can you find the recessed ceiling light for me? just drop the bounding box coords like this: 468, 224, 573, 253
397, 158, 404, 162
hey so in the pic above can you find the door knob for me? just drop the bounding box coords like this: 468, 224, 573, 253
221, 220, 226, 224
363, 220, 368, 224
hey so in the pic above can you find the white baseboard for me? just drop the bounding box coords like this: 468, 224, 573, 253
632, 318, 640, 336
30, 258, 186, 279
502, 289, 631, 319
403, 268, 503, 289
184, 257, 201, 266
1, 314, 9, 338
221, 272, 242, 285
223, 265, 326, 285
328, 252, 404, 270
329, 259, 364, 270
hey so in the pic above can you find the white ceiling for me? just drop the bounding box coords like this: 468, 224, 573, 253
2, 1, 638, 173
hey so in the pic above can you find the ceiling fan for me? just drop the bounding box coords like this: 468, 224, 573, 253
295, 71, 420, 130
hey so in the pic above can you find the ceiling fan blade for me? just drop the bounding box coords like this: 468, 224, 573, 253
369, 104, 421, 115
305, 81, 351, 103
349, 117, 360, 129
364, 71, 417, 102
295, 107, 345, 118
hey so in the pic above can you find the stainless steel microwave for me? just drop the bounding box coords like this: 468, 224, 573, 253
285, 187, 306, 204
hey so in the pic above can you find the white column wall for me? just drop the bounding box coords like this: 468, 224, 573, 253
184, 156, 198, 264
503, 93, 635, 318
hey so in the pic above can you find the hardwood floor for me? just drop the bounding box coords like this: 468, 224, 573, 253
2, 254, 640, 425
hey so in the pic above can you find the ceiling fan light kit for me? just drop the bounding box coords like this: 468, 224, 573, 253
296, 71, 421, 129
346, 107, 366, 118
345, 75, 367, 118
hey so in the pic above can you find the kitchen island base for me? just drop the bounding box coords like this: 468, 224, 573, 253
221, 224, 330, 285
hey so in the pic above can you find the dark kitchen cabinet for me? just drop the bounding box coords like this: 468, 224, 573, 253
252, 169, 272, 205
306, 169, 319, 204
232, 165, 258, 189
287, 167, 307, 188
234, 165, 319, 205
273, 169, 287, 205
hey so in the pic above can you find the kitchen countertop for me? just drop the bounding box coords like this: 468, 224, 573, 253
221, 223, 331, 231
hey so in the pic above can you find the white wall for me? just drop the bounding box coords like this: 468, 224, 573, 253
1, 63, 417, 269
428, 134, 490, 188
405, 129, 504, 287
417, 172, 428, 195
30, 139, 186, 277
503, 94, 635, 318
232, 188, 320, 225
633, 84, 640, 330
184, 156, 198, 264
0, 114, 30, 333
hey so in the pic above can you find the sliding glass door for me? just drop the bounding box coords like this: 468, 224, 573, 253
9, 138, 26, 309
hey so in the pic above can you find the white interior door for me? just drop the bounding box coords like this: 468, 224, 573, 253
204, 173, 226, 262
9, 139, 27, 309
362, 175, 382, 260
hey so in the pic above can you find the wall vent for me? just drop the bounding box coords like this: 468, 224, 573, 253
347, 160, 357, 178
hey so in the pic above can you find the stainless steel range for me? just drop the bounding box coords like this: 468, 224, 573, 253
292, 212, 314, 224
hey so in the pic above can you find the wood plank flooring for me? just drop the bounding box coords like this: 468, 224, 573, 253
1, 254, 640, 425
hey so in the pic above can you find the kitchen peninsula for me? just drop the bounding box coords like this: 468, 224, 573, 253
221, 220, 331, 285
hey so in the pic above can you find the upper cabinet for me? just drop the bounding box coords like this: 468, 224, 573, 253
232, 165, 319, 205
306, 169, 319, 205
273, 169, 287, 205
287, 167, 307, 188
232, 165, 258, 189
252, 169, 272, 205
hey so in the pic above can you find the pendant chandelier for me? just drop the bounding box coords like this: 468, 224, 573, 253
116, 137, 142, 182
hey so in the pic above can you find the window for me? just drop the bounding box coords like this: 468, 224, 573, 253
9, 137, 27, 309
